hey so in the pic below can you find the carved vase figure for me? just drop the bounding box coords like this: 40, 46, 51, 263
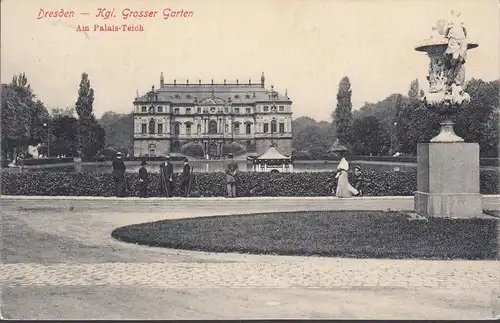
413, 11, 483, 219
415, 11, 478, 142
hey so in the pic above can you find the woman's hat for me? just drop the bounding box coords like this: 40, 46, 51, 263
165, 155, 171, 160
116, 151, 123, 156
354, 165, 362, 170
228, 153, 234, 158
141, 160, 147, 166
183, 157, 189, 162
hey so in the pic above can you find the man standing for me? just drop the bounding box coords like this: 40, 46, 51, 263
159, 155, 174, 197
138, 159, 148, 198
181, 157, 191, 197
112, 151, 127, 197
225, 153, 238, 198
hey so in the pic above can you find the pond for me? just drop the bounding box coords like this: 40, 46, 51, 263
4, 160, 417, 173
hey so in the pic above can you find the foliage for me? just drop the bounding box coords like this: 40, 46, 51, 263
98, 112, 134, 153
74, 73, 105, 160
112, 211, 498, 260
2, 169, 498, 197
1, 73, 49, 159
180, 142, 205, 158
292, 116, 334, 159
333, 77, 354, 146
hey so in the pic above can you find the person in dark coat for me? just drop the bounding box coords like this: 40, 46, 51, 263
112, 151, 127, 197
138, 159, 148, 198
159, 155, 174, 197
181, 157, 191, 197
352, 165, 364, 197
225, 153, 239, 198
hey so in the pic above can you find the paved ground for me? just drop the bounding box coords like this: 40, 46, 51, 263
1, 196, 499, 320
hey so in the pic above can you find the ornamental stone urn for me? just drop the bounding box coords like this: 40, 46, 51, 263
413, 11, 482, 219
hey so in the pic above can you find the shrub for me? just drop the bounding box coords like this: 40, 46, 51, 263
1, 169, 498, 197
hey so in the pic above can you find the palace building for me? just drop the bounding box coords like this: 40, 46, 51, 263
132, 73, 293, 158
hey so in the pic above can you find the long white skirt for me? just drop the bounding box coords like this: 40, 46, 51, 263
335, 171, 359, 198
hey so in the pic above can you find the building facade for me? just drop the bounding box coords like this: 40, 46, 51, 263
132, 73, 293, 158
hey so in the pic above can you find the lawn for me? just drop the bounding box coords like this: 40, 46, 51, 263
111, 211, 499, 260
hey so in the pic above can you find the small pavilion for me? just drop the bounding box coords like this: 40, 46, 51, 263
251, 144, 293, 172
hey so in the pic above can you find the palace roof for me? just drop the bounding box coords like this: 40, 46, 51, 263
134, 77, 291, 105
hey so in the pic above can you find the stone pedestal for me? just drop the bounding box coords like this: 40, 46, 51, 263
414, 142, 483, 218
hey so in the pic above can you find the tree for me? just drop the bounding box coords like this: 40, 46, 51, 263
74, 73, 105, 160
292, 117, 332, 159
98, 111, 134, 152
333, 77, 353, 146
1, 73, 49, 160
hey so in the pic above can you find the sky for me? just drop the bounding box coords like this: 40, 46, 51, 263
1, 0, 499, 122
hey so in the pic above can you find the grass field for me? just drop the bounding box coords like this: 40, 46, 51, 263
112, 211, 499, 260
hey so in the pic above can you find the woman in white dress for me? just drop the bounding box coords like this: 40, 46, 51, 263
334, 152, 360, 198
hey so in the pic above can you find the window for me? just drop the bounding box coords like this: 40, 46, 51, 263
246, 123, 251, 134
186, 94, 192, 99
271, 120, 277, 133
279, 105, 284, 112
149, 118, 156, 134
174, 94, 180, 99
263, 106, 269, 112
279, 122, 285, 133
174, 123, 180, 135
141, 106, 147, 112
234, 95, 240, 99
141, 123, 147, 134
208, 120, 218, 134
246, 108, 251, 114
245, 94, 251, 99
225, 124, 229, 133
263, 123, 269, 133
224, 107, 229, 113
234, 123, 240, 135
234, 108, 240, 114
157, 123, 163, 134
197, 124, 201, 133
174, 108, 180, 114
186, 124, 191, 135
157, 106, 163, 113
197, 107, 201, 113
186, 108, 192, 114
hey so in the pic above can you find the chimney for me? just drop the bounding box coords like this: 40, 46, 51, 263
261, 72, 265, 88
160, 72, 164, 87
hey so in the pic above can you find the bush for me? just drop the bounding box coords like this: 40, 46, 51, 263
2, 169, 498, 196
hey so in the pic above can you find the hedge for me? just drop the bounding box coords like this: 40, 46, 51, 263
1, 170, 498, 196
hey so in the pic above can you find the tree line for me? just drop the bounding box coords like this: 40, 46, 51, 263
2, 73, 498, 161
293, 77, 499, 159
2, 73, 105, 161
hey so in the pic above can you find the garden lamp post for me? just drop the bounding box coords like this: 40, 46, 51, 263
43, 122, 50, 158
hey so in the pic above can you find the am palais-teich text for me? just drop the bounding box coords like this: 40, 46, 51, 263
36, 8, 194, 20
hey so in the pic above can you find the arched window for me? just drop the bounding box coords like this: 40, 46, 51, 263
271, 120, 277, 133
208, 120, 218, 134
185, 123, 192, 135
148, 143, 156, 157
174, 123, 180, 135
197, 124, 202, 134
224, 124, 229, 133
149, 118, 156, 134
234, 123, 240, 135
245, 123, 251, 135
